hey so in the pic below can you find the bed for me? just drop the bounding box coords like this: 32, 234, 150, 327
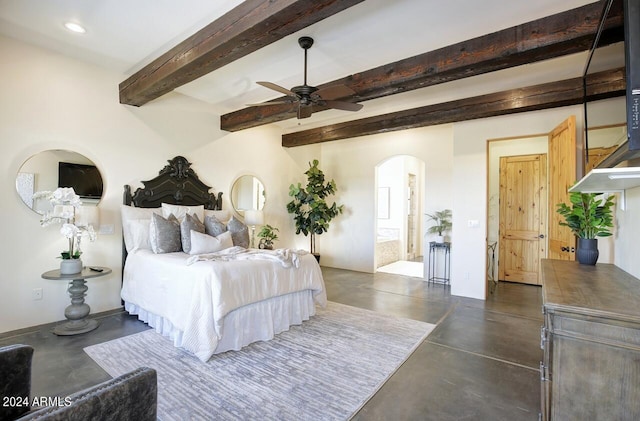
121, 156, 327, 361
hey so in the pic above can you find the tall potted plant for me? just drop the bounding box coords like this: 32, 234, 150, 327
426, 209, 452, 243
287, 160, 344, 261
556, 191, 615, 265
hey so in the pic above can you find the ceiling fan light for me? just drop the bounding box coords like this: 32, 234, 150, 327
64, 22, 86, 34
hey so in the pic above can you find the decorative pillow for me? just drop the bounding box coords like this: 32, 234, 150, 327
227, 216, 250, 248
121, 205, 161, 253
180, 213, 205, 254
189, 231, 234, 255
204, 215, 227, 237
126, 219, 151, 252
204, 209, 231, 224
149, 213, 181, 254
161, 203, 204, 222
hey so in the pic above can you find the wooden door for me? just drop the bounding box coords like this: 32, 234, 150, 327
498, 154, 547, 285
585, 146, 618, 173
548, 116, 577, 261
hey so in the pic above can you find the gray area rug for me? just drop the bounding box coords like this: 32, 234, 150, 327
85, 302, 435, 421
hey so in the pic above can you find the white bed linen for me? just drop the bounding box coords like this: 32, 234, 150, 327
121, 249, 326, 361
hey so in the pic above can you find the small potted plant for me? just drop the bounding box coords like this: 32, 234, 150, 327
556, 191, 615, 265
426, 209, 452, 243
257, 224, 279, 250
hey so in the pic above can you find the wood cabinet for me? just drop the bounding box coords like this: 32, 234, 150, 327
541, 259, 640, 420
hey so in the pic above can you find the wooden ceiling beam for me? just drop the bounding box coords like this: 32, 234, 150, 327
221, 0, 623, 132
281, 68, 625, 147
119, 0, 365, 106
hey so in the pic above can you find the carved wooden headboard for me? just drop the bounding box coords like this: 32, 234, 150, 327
121, 156, 223, 276
123, 156, 223, 210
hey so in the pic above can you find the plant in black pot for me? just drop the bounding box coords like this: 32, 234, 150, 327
287, 160, 344, 262
556, 192, 615, 265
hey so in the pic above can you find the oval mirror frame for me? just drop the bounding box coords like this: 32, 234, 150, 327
16, 150, 104, 214
230, 175, 265, 215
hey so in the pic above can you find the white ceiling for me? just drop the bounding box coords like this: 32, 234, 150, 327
0, 0, 600, 132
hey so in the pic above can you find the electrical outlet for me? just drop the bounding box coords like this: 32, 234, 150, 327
32, 288, 43, 300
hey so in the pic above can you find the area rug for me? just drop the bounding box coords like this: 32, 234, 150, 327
377, 260, 424, 278
84, 302, 435, 421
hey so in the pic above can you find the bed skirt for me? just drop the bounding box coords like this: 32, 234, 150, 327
124, 290, 317, 358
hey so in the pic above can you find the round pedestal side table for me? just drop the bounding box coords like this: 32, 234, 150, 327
41, 266, 112, 336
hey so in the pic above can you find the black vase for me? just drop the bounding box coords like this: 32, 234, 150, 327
576, 238, 599, 265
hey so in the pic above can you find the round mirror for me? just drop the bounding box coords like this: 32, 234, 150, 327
16, 150, 103, 214
230, 175, 265, 214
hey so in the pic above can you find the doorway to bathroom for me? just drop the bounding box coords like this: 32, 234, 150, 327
375, 155, 425, 278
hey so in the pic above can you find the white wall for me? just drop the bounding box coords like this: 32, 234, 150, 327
0, 35, 307, 333
3, 35, 640, 332
318, 126, 453, 272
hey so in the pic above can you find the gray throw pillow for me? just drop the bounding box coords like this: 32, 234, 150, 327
227, 216, 250, 248
149, 213, 181, 254
180, 213, 205, 254
204, 215, 227, 237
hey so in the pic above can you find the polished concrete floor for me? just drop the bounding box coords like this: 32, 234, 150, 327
0, 267, 543, 420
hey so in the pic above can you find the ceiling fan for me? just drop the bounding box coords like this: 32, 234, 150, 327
248, 36, 363, 119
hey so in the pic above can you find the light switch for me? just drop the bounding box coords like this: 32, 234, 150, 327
467, 219, 479, 228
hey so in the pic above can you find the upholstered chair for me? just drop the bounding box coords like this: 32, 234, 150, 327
0, 344, 157, 421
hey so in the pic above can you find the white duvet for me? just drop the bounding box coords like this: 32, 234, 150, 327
121, 248, 327, 361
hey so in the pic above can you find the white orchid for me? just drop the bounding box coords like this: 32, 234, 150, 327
34, 188, 97, 259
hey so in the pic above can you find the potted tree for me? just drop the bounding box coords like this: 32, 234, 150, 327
257, 224, 279, 250
556, 191, 615, 265
287, 160, 344, 262
426, 209, 452, 243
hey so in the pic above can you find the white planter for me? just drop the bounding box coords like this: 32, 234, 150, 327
435, 235, 444, 243
60, 259, 83, 275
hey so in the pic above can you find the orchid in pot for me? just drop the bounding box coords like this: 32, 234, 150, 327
33, 187, 97, 274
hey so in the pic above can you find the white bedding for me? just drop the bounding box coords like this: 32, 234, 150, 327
121, 248, 327, 361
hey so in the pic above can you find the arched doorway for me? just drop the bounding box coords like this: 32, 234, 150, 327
375, 155, 426, 278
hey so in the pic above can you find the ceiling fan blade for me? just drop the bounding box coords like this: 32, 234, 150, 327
257, 81, 297, 97
246, 100, 293, 106
324, 100, 363, 112
297, 105, 313, 119
314, 85, 355, 100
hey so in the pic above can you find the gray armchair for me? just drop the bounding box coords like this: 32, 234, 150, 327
0, 344, 157, 421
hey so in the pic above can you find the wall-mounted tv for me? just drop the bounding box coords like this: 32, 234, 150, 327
58, 162, 103, 199
586, 0, 640, 168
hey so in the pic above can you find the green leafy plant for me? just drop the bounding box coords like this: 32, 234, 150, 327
556, 192, 615, 239
257, 224, 279, 249
287, 160, 344, 255
426, 209, 452, 236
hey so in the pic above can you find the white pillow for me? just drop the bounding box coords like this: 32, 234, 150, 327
204, 209, 231, 224
161, 203, 204, 222
121, 205, 161, 253
126, 219, 151, 252
189, 231, 233, 255
121, 204, 160, 222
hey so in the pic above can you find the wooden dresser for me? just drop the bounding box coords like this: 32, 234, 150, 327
540, 259, 640, 420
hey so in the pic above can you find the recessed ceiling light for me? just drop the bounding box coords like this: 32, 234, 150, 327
64, 22, 86, 34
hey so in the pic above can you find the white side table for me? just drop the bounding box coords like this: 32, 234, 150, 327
42, 266, 111, 336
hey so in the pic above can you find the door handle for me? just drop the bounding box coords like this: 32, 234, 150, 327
561, 246, 575, 252
538, 234, 545, 239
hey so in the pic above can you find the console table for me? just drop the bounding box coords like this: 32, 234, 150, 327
540, 259, 640, 420
427, 241, 451, 285
42, 266, 111, 336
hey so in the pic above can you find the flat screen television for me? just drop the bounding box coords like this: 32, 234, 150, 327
586, 0, 640, 168
58, 162, 103, 199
